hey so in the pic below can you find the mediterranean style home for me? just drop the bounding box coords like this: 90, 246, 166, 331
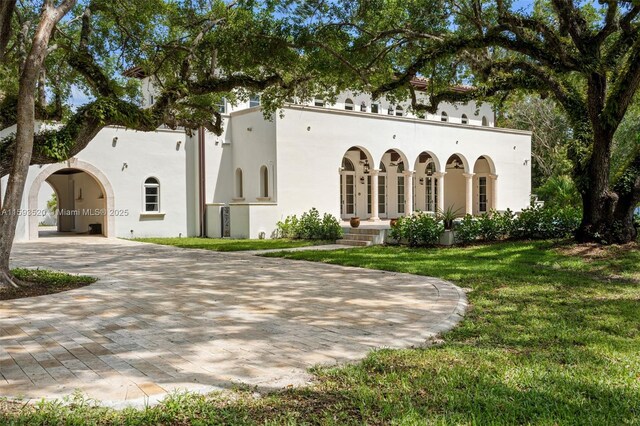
2, 78, 532, 241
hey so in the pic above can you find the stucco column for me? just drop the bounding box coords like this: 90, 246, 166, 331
463, 172, 475, 215
434, 172, 446, 212
489, 174, 498, 211
369, 169, 380, 221
403, 170, 414, 216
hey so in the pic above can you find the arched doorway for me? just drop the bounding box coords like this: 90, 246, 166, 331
443, 154, 469, 216
379, 149, 410, 217
28, 160, 115, 240
340, 147, 373, 219
413, 151, 441, 213
473, 156, 497, 215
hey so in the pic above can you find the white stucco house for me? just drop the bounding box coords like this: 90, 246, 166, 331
1, 79, 532, 241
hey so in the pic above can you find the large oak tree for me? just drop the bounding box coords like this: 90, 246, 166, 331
297, 0, 640, 243
0, 0, 316, 288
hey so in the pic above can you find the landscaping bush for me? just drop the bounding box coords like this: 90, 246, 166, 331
276, 208, 343, 240
511, 203, 581, 239
454, 214, 480, 244
390, 212, 443, 246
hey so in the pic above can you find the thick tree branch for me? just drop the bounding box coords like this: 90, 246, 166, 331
0, 0, 16, 60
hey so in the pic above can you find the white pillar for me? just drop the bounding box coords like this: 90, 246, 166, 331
489, 174, 498, 211
403, 170, 414, 216
463, 172, 475, 216
369, 169, 380, 221
434, 171, 446, 213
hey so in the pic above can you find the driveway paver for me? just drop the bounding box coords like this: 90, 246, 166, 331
1, 237, 466, 407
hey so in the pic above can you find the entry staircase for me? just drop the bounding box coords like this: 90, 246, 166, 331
337, 228, 387, 246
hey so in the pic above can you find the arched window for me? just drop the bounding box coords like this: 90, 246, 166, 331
395, 106, 403, 117
342, 158, 355, 171
144, 177, 160, 212
249, 95, 260, 108
461, 114, 468, 124
360, 102, 367, 112
441, 111, 448, 122
482, 116, 488, 126
260, 165, 269, 197
235, 168, 243, 198
345, 98, 354, 111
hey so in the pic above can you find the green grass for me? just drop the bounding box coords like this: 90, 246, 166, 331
1, 268, 97, 301
2, 241, 639, 424
131, 237, 332, 252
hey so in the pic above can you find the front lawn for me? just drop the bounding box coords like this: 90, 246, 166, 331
132, 237, 332, 252
2, 240, 639, 424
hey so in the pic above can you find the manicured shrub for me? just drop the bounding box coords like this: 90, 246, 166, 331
390, 212, 443, 247
512, 203, 581, 239
276, 208, 343, 240
454, 214, 480, 244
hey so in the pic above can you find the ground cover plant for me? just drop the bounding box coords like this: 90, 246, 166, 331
276, 208, 343, 240
0, 268, 96, 301
131, 237, 330, 252
2, 240, 638, 424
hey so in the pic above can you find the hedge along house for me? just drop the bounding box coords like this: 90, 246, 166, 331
2, 79, 531, 241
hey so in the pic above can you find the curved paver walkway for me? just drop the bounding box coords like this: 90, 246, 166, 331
1, 237, 466, 407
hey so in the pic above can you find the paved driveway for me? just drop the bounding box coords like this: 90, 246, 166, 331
1, 237, 466, 406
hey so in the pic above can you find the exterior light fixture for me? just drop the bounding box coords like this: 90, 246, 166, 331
112, 137, 118, 147
176, 140, 182, 150
523, 159, 529, 165
122, 162, 128, 170
360, 176, 365, 184
307, 126, 311, 131
246, 127, 252, 131
419, 177, 425, 185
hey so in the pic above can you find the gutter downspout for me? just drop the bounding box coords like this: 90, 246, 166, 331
198, 127, 207, 237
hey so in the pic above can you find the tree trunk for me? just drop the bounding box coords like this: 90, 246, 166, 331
0, 1, 76, 288
576, 131, 638, 244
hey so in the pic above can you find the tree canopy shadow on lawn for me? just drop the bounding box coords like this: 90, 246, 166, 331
2, 240, 639, 424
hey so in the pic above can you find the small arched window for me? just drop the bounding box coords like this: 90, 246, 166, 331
249, 95, 260, 108
395, 106, 403, 117
235, 168, 243, 198
342, 158, 355, 171
425, 161, 436, 176
260, 165, 269, 198
482, 116, 488, 126
441, 111, 448, 122
461, 114, 468, 124
144, 177, 160, 212
344, 98, 354, 111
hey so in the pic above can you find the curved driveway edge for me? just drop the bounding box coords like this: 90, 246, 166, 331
1, 237, 467, 407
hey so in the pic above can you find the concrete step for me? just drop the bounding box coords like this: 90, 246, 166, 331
342, 234, 376, 242
346, 228, 383, 235
336, 239, 372, 247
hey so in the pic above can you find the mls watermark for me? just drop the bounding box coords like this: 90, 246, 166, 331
0, 208, 129, 217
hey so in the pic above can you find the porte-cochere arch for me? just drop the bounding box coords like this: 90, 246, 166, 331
27, 159, 115, 240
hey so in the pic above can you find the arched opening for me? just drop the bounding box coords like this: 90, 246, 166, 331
340, 147, 373, 219
344, 98, 354, 111
473, 156, 496, 215
28, 160, 115, 240
443, 154, 468, 216
259, 165, 269, 198
441, 111, 448, 122
481, 116, 488, 126
379, 149, 410, 217
461, 114, 468, 124
235, 168, 244, 199
36, 181, 58, 234
414, 152, 441, 213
